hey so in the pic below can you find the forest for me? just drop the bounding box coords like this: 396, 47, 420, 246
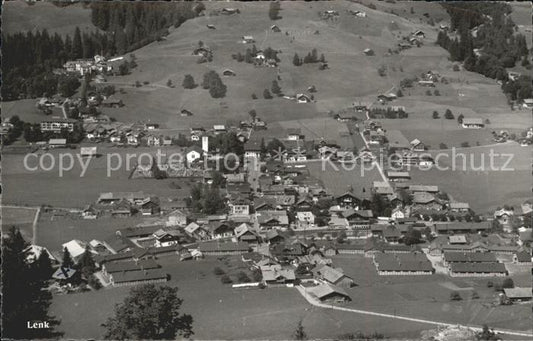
1, 2, 201, 101
436, 2, 531, 101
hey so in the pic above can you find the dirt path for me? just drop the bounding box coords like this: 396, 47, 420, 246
295, 285, 533, 338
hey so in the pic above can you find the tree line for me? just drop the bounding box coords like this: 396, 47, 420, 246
2, 2, 200, 101
436, 3, 531, 101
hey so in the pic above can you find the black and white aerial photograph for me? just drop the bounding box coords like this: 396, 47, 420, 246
1, 0, 532, 340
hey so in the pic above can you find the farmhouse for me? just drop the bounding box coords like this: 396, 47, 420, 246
513, 250, 531, 264
244, 139, 262, 158
242, 35, 255, 44
522, 98, 533, 109
412, 192, 442, 210
48, 138, 67, 148
408, 185, 439, 193
443, 252, 497, 264
221, 7, 240, 15
462, 118, 484, 129
307, 283, 351, 302
153, 228, 182, 247
449, 202, 470, 212
363, 48, 374, 56
208, 222, 234, 240
80, 146, 97, 157
24, 245, 58, 264
197, 241, 250, 255
271, 24, 281, 32
261, 265, 296, 285
222, 69, 236, 76
296, 94, 312, 103
335, 191, 361, 207
387, 130, 411, 151
312, 265, 355, 288
62, 239, 89, 260
102, 259, 160, 276
234, 223, 261, 244
410, 139, 426, 151
101, 97, 124, 108
434, 222, 491, 234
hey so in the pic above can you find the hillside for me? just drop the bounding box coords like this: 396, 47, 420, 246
2, 1, 98, 36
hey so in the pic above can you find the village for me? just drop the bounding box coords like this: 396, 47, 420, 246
1, 1, 532, 340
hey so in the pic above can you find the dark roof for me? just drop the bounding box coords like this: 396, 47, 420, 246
450, 262, 507, 274
444, 252, 497, 263
104, 234, 136, 253
198, 241, 250, 253
514, 250, 531, 263
374, 253, 433, 272
435, 222, 491, 232
118, 225, 163, 238
111, 269, 167, 284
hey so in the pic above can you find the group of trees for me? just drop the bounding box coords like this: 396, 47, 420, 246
2, 227, 62, 339
182, 74, 197, 89
187, 183, 225, 214
368, 108, 408, 119
269, 1, 282, 20
437, 2, 532, 100
201, 71, 227, 98
292, 49, 326, 66
232, 45, 280, 64
3, 2, 199, 100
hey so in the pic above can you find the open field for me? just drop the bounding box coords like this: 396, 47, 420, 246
50, 256, 436, 340
0, 99, 61, 124
406, 143, 532, 214
1, 206, 38, 242
332, 255, 533, 333
305, 160, 383, 197
3, 1, 97, 37
2, 145, 194, 208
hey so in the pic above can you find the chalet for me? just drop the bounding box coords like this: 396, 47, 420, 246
270, 243, 305, 259
257, 211, 289, 228
312, 265, 355, 288
24, 245, 58, 264
153, 228, 182, 247
165, 209, 187, 226
145, 123, 159, 130
377, 93, 396, 103
363, 48, 374, 56
222, 69, 236, 76
242, 35, 255, 44
208, 222, 234, 240
286, 128, 304, 140
296, 94, 312, 104
110, 269, 168, 286
244, 139, 262, 158
40, 118, 77, 133
197, 241, 250, 255
48, 138, 67, 148
438, 242, 490, 254
254, 195, 295, 211
504, 288, 532, 302
522, 98, 533, 109
261, 265, 296, 285
62, 239, 89, 260
271, 25, 281, 32
111, 199, 134, 217
412, 30, 425, 38
335, 192, 360, 207
387, 130, 411, 151
80, 146, 97, 158
101, 97, 124, 108
180, 109, 193, 117
449, 235, 468, 244
234, 223, 261, 244
228, 197, 251, 216
410, 139, 425, 151
81, 205, 99, 219
296, 211, 315, 229
265, 229, 285, 244
206, 24, 216, 30
342, 209, 373, 222
462, 118, 484, 129
449, 262, 507, 277
307, 283, 351, 302
139, 197, 160, 216
412, 192, 441, 210
184, 222, 208, 240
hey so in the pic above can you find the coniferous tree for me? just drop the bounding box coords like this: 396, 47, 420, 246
62, 247, 74, 268
72, 26, 83, 59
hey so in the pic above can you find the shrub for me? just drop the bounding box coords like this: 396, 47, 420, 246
434, 89, 440, 96
471, 291, 480, 299
439, 143, 448, 149
213, 267, 225, 276
263, 89, 273, 99
237, 271, 251, 283
397, 89, 403, 97
251, 93, 258, 100
182, 74, 196, 89
460, 142, 470, 148
135, 81, 141, 88
425, 89, 432, 96
377, 65, 387, 77
453, 64, 460, 71
432, 111, 440, 119
143, 81, 149, 85
88, 275, 102, 290
444, 109, 454, 119
450, 291, 462, 301
220, 275, 232, 284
